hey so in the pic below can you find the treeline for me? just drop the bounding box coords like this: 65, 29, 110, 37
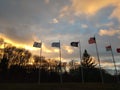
0, 64, 117, 83
0, 38, 119, 83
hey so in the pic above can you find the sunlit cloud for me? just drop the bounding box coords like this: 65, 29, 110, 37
99, 29, 120, 36
0, 34, 65, 60
42, 44, 52, 53
110, 3, 120, 22
0, 34, 35, 50
59, 6, 69, 17
96, 22, 114, 28
60, 0, 119, 16
52, 57, 67, 62
0, 0, 120, 70
50, 18, 59, 24
63, 45, 73, 54
102, 62, 114, 69
81, 24, 88, 29
44, 0, 50, 4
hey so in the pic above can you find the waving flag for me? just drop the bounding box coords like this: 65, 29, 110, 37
116, 48, 120, 53
33, 42, 42, 48
88, 37, 96, 44
106, 45, 111, 51
71, 42, 79, 47
51, 42, 60, 48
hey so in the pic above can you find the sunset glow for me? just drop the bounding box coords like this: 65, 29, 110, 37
0, 0, 120, 71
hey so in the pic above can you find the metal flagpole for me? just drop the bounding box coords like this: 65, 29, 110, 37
59, 40, 63, 84
94, 36, 104, 84
78, 40, 84, 83
110, 44, 119, 83
39, 41, 42, 84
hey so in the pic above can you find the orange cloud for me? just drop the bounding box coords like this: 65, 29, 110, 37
44, 0, 49, 4
99, 29, 120, 36
0, 34, 73, 61
0, 33, 39, 49
63, 45, 73, 54
110, 3, 120, 21
72, 0, 118, 15
60, 0, 119, 16
59, 6, 70, 17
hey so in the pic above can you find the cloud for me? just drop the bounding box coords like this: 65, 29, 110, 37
44, 0, 50, 4
110, 3, 120, 21
51, 18, 59, 24
63, 45, 73, 54
96, 22, 114, 28
0, 24, 35, 45
81, 24, 88, 28
60, 0, 119, 17
59, 6, 70, 18
0, 0, 120, 66
99, 29, 120, 36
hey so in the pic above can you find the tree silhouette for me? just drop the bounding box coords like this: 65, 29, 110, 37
0, 53, 9, 72
0, 38, 117, 83
0, 38, 4, 60
1, 45, 32, 68
81, 49, 97, 68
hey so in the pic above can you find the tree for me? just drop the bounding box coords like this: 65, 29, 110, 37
81, 49, 97, 68
0, 38, 4, 60
0, 45, 32, 68
0, 53, 9, 72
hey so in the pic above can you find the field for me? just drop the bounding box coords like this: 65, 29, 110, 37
0, 83, 119, 90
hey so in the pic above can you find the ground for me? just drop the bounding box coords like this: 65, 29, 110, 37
0, 83, 119, 90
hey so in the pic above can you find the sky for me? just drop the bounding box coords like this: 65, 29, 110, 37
0, 0, 120, 72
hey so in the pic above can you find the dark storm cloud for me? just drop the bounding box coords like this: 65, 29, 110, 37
0, 0, 70, 44
0, 24, 34, 44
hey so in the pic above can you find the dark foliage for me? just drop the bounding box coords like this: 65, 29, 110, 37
81, 49, 97, 68
0, 57, 119, 83
0, 41, 119, 83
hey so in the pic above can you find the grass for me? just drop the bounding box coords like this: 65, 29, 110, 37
0, 83, 119, 90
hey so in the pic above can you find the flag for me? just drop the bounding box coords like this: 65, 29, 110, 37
33, 42, 42, 48
51, 42, 60, 48
116, 48, 120, 53
71, 42, 79, 47
88, 37, 96, 44
106, 45, 111, 51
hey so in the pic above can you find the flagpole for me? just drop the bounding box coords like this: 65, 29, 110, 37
39, 41, 42, 84
79, 40, 84, 83
59, 40, 63, 84
110, 44, 119, 83
94, 36, 104, 84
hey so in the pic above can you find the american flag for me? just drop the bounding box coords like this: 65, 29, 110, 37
88, 37, 96, 44
105, 45, 111, 51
